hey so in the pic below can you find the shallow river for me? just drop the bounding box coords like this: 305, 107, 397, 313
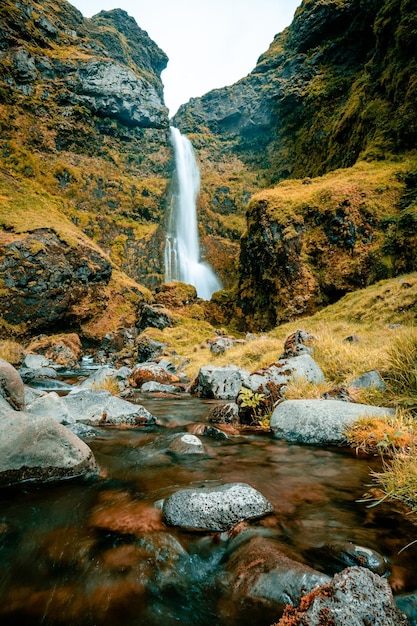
0, 394, 416, 625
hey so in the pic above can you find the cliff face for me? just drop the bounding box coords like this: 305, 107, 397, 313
174, 0, 417, 329
0, 1, 168, 128
0, 0, 174, 315
174, 0, 417, 180
0, 0, 173, 337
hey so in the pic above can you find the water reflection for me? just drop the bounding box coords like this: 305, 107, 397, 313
0, 396, 416, 625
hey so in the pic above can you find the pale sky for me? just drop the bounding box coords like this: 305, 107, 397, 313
71, 0, 302, 115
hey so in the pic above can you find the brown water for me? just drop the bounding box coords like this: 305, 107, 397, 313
0, 394, 416, 626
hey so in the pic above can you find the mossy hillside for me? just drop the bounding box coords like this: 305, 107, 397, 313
0, 168, 152, 339
0, 0, 173, 288
238, 158, 417, 330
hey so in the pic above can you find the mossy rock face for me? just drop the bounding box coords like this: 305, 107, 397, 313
0, 229, 112, 333
237, 160, 417, 330
0, 0, 172, 292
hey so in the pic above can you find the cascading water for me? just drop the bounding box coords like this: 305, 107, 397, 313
164, 126, 222, 300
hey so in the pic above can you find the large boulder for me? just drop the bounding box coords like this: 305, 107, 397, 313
0, 358, 25, 410
270, 399, 395, 445
190, 365, 250, 400
162, 482, 273, 531
219, 535, 330, 626
64, 389, 156, 427
276, 566, 408, 625
0, 397, 97, 486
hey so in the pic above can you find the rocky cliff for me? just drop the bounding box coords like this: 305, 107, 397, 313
0, 0, 173, 302
174, 0, 417, 329
174, 0, 417, 180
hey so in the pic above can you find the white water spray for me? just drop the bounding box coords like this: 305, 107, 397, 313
164, 126, 222, 300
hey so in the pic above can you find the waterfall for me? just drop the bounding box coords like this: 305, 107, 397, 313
164, 126, 222, 300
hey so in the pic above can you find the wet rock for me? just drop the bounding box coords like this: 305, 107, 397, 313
396, 591, 417, 626
190, 365, 250, 400
64, 389, 156, 426
270, 399, 395, 445
141, 381, 179, 393
0, 358, 25, 410
245, 354, 325, 397
276, 566, 408, 625
129, 362, 180, 388
167, 433, 205, 455
26, 391, 73, 425
219, 536, 330, 626
349, 370, 386, 391
306, 541, 387, 576
0, 397, 97, 486
207, 402, 239, 423
162, 482, 273, 531
137, 304, 172, 331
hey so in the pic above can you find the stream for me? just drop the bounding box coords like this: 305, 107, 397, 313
0, 393, 416, 625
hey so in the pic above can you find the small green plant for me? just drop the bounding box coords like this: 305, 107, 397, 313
237, 386, 271, 427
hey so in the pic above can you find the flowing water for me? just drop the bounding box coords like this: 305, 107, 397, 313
0, 394, 416, 626
164, 127, 222, 300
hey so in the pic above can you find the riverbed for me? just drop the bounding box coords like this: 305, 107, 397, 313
0, 393, 416, 625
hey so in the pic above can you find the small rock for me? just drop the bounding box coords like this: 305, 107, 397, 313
277, 566, 408, 625
206, 402, 239, 424
190, 365, 250, 400
167, 433, 205, 455
349, 370, 386, 391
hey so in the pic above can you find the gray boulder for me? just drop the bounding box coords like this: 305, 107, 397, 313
162, 482, 273, 531
191, 365, 250, 400
277, 566, 408, 625
72, 366, 130, 392
245, 354, 324, 396
64, 389, 156, 426
26, 391, 73, 425
270, 399, 395, 445
22, 354, 50, 369
0, 398, 97, 486
0, 358, 25, 410
349, 370, 386, 391
141, 381, 178, 393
